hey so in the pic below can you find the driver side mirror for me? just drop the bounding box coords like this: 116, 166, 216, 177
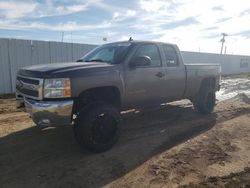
130, 56, 151, 68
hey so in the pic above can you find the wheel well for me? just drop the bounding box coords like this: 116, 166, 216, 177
199, 77, 216, 91
74, 87, 121, 113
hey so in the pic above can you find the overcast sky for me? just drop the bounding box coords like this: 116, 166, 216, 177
0, 0, 250, 55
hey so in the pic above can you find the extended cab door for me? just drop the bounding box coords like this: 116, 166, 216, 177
161, 44, 186, 100
124, 43, 167, 108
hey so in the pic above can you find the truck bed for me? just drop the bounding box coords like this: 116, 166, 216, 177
184, 64, 221, 98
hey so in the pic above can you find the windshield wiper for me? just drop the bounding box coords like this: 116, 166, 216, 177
77, 59, 112, 63
76, 59, 83, 62
85, 59, 105, 62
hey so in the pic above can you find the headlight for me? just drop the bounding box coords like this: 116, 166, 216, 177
44, 78, 71, 98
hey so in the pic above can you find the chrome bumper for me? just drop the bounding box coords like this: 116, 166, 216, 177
17, 97, 73, 127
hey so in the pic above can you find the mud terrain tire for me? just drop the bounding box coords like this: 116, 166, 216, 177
74, 104, 121, 153
193, 87, 216, 114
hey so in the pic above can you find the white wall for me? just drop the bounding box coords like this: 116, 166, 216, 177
0, 38, 12, 93
0, 38, 97, 94
0, 38, 250, 94
182, 51, 250, 75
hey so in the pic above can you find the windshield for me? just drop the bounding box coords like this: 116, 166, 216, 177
78, 42, 132, 64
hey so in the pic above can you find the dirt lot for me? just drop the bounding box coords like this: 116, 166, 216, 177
0, 74, 250, 188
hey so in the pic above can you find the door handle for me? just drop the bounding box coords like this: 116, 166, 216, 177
155, 72, 165, 78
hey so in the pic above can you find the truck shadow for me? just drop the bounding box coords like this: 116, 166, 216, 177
0, 103, 217, 188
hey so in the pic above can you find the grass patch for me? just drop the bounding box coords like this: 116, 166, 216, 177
0, 93, 15, 99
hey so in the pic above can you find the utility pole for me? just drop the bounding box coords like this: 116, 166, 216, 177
220, 33, 228, 54
61, 32, 64, 42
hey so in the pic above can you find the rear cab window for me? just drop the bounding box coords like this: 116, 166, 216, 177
163, 44, 179, 67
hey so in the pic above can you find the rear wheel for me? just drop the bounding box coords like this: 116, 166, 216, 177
74, 103, 121, 153
193, 87, 216, 114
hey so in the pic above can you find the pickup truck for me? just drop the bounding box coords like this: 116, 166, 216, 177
16, 40, 221, 153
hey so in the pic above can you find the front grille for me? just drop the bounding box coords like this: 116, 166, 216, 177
16, 75, 43, 100
16, 87, 39, 97
17, 76, 39, 85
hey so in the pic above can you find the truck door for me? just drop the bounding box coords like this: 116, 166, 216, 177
124, 43, 167, 108
161, 44, 186, 100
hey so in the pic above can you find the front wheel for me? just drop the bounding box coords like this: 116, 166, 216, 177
74, 104, 121, 153
193, 87, 216, 114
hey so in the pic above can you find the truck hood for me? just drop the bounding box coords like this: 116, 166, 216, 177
18, 62, 115, 78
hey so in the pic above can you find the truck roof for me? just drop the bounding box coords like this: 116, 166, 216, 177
104, 40, 176, 46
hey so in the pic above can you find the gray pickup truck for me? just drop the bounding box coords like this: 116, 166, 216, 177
16, 40, 221, 152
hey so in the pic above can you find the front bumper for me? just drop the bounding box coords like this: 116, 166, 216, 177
17, 96, 73, 127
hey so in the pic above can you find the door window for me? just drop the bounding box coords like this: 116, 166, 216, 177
134, 44, 161, 67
